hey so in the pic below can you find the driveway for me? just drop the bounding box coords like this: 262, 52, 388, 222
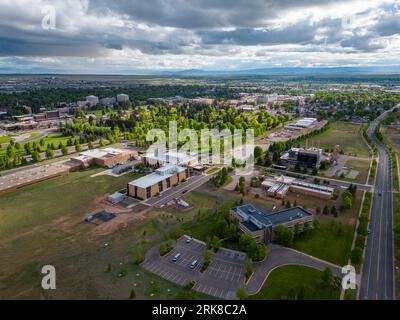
245, 244, 345, 294
141, 237, 347, 299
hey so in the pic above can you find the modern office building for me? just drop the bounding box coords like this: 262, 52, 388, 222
127, 165, 188, 200
230, 203, 313, 244
280, 147, 325, 168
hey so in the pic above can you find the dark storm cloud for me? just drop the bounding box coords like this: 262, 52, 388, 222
0, 0, 398, 65
89, 0, 348, 29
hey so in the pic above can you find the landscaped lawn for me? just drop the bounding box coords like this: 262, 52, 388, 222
293, 222, 354, 265
250, 265, 340, 300
299, 122, 370, 157
40, 132, 74, 148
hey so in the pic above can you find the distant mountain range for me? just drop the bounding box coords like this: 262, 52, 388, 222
157, 66, 400, 76
2, 66, 400, 76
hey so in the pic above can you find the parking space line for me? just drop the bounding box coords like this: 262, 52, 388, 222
219, 264, 228, 279
235, 268, 242, 282
231, 267, 239, 281
225, 265, 233, 281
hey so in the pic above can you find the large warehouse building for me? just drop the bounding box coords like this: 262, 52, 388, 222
71, 148, 136, 168
230, 203, 313, 244
127, 164, 188, 200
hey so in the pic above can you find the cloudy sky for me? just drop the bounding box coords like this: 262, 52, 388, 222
0, 0, 399, 73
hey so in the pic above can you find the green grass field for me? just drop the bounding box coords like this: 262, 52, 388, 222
0, 136, 11, 144
0, 170, 218, 299
341, 158, 371, 184
250, 265, 340, 300
293, 222, 354, 265
0, 132, 75, 158
300, 122, 370, 157
293, 190, 363, 265
383, 126, 400, 154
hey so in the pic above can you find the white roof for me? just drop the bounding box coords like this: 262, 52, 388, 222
129, 165, 185, 188
80, 148, 129, 159
145, 150, 197, 165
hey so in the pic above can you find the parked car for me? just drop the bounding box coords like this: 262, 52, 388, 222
172, 253, 182, 262
185, 236, 192, 244
190, 259, 198, 269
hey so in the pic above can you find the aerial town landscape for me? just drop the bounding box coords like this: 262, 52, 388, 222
0, 0, 400, 310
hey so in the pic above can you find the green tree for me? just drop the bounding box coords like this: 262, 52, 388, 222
244, 259, 253, 279
32, 150, 41, 163
236, 287, 248, 300
321, 267, 334, 287
254, 146, 263, 159
202, 250, 213, 270
75, 143, 82, 153
350, 247, 363, 265
45, 147, 54, 159
61, 145, 68, 156
273, 225, 293, 247
159, 243, 167, 256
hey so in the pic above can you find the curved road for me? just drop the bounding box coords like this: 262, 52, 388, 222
359, 109, 395, 300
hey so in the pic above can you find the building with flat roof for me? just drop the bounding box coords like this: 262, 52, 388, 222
127, 164, 188, 200
261, 174, 333, 200
280, 147, 327, 168
143, 149, 198, 167
71, 147, 136, 168
230, 204, 313, 244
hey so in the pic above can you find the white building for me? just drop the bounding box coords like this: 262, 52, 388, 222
143, 150, 198, 167
117, 94, 129, 103
86, 95, 99, 107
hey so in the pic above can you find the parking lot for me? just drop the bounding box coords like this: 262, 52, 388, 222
141, 236, 247, 299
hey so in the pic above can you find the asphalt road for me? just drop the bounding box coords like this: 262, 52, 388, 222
359, 110, 395, 300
